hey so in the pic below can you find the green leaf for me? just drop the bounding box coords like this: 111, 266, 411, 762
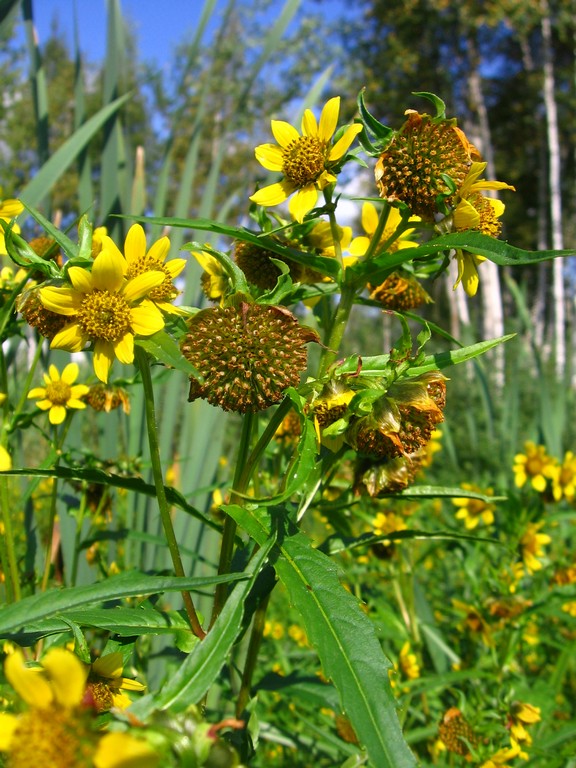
136, 332, 201, 377
356, 88, 393, 151
0, 571, 246, 636
130, 216, 342, 281
412, 91, 447, 119
224, 503, 417, 768
1, 466, 220, 531
130, 539, 276, 716
334, 334, 515, 377
19, 94, 132, 211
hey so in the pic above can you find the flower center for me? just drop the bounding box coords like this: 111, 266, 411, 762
282, 136, 327, 187
45, 381, 72, 405
77, 290, 132, 342
126, 258, 176, 302
7, 708, 92, 768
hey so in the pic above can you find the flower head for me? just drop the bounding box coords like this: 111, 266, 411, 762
508, 701, 541, 745
399, 641, 420, 680
181, 300, 319, 412
191, 248, 230, 302
28, 363, 89, 425
513, 441, 557, 493
549, 450, 576, 502
520, 521, 551, 574
84, 652, 145, 712
451, 162, 515, 296
375, 111, 480, 219
251, 96, 362, 222
40, 245, 166, 383
104, 224, 186, 313
0, 648, 158, 768
348, 202, 419, 260
437, 707, 478, 757
0, 195, 24, 255
453, 483, 495, 529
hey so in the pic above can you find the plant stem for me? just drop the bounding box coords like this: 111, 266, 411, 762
135, 346, 205, 640
210, 410, 255, 627
236, 591, 271, 716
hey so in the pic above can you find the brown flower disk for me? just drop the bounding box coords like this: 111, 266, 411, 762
181, 301, 319, 413
234, 240, 302, 290
375, 112, 479, 219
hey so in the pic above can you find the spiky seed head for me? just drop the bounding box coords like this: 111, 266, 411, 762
18, 286, 69, 339
438, 708, 478, 756
375, 112, 480, 219
181, 301, 319, 413
234, 240, 302, 290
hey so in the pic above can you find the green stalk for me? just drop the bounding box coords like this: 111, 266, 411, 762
210, 410, 255, 626
236, 591, 271, 716
0, 346, 19, 602
135, 346, 205, 639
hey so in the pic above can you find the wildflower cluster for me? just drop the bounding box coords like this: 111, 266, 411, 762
0, 86, 569, 768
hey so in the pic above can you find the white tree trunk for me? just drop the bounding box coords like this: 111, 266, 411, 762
541, 0, 566, 376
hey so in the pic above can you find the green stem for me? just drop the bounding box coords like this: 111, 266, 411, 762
210, 410, 255, 627
135, 346, 205, 640
317, 282, 357, 377
236, 591, 272, 716
0, 476, 19, 602
324, 187, 343, 268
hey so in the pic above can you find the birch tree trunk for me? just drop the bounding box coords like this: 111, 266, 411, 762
541, 0, 566, 377
466, 33, 505, 386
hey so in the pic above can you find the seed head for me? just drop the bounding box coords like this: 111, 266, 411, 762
181, 301, 319, 413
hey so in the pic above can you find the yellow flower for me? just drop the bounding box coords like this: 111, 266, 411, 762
85, 652, 146, 712
0, 648, 158, 768
191, 248, 229, 303
40, 245, 165, 383
373, 511, 407, 544
348, 203, 419, 262
508, 701, 541, 745
250, 96, 362, 223
399, 642, 420, 680
104, 224, 186, 314
513, 441, 557, 493
451, 162, 515, 297
550, 450, 576, 501
453, 483, 495, 529
28, 363, 90, 425
0, 196, 24, 255
0, 445, 11, 471
520, 521, 552, 574
480, 738, 524, 767
562, 600, 576, 617
305, 219, 352, 259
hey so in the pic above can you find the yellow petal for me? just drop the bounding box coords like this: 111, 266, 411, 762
48, 364, 60, 382
48, 405, 67, 425
255, 143, 285, 172
0, 199, 24, 218
453, 198, 480, 230
0, 446, 11, 471
130, 301, 164, 335
453, 251, 480, 297
289, 185, 318, 223
61, 362, 80, 385
113, 332, 135, 365
164, 258, 186, 279
488, 198, 506, 217
124, 224, 146, 264
34, 399, 53, 411
51, 323, 88, 353
70, 384, 90, 399
146, 236, 170, 263
93, 732, 159, 768
361, 202, 379, 236
92, 249, 126, 292
123, 271, 165, 303
348, 235, 370, 258
100, 234, 124, 262
0, 712, 18, 750
250, 180, 294, 207
271, 119, 299, 148
5, 650, 53, 708
40, 286, 83, 316
93, 341, 115, 383
118, 677, 146, 691
42, 648, 88, 708
328, 122, 363, 162
68, 265, 95, 294
92, 652, 123, 679
318, 97, 340, 142
301, 108, 318, 137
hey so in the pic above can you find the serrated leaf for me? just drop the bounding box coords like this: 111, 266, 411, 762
129, 215, 342, 280
130, 538, 275, 717
0, 571, 246, 636
223, 503, 417, 768
136, 332, 201, 377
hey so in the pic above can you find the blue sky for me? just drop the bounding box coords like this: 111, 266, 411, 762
19, 0, 232, 66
